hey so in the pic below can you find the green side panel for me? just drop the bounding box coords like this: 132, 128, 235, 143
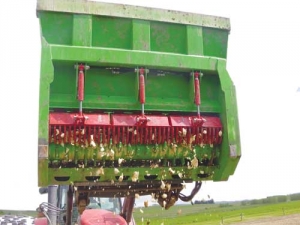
187, 25, 204, 55
92, 16, 132, 49
50, 65, 76, 95
132, 20, 150, 51
213, 61, 241, 181
150, 22, 187, 54
72, 14, 92, 46
49, 64, 222, 113
38, 159, 48, 186
50, 45, 219, 70
39, 12, 73, 45
86, 69, 136, 97
38, 36, 54, 187
146, 73, 190, 106
38, 37, 54, 138
201, 74, 222, 113
203, 27, 228, 58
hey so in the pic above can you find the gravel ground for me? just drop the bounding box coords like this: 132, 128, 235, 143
233, 214, 300, 225
0, 215, 34, 225
1, 213, 300, 225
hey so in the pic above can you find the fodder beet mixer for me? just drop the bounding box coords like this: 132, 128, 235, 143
37, 0, 241, 222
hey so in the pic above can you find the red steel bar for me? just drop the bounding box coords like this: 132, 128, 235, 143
194, 71, 200, 106
139, 68, 145, 105
77, 64, 85, 102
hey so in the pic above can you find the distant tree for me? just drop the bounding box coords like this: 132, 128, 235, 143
219, 203, 232, 208
194, 199, 214, 204
263, 197, 277, 204
289, 193, 300, 201
250, 199, 263, 205
262, 198, 270, 204
241, 200, 248, 206
250, 199, 257, 205
277, 195, 287, 203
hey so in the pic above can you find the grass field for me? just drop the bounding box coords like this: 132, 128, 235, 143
0, 209, 37, 217
132, 200, 300, 225
1, 200, 299, 224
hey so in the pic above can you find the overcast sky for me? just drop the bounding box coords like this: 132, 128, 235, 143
0, 0, 299, 210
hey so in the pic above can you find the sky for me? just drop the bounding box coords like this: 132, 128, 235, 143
0, 0, 300, 210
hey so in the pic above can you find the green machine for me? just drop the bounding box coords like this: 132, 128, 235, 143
36, 0, 241, 218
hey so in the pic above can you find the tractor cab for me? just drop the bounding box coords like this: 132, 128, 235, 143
37, 185, 134, 225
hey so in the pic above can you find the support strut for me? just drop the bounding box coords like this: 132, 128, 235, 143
66, 185, 74, 225
74, 64, 90, 124
121, 196, 135, 224
47, 185, 58, 225
136, 67, 149, 125
192, 71, 205, 126
194, 71, 201, 114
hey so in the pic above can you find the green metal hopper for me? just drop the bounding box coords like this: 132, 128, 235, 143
37, 0, 240, 208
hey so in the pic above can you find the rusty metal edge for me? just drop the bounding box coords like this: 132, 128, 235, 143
36, 0, 230, 30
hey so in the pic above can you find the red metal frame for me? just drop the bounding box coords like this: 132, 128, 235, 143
194, 71, 201, 106
139, 68, 145, 105
49, 112, 222, 146
77, 64, 85, 102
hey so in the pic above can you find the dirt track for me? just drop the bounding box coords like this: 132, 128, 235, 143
233, 213, 300, 225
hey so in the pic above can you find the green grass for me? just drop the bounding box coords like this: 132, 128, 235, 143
0, 210, 36, 217
132, 200, 300, 225
1, 200, 300, 225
